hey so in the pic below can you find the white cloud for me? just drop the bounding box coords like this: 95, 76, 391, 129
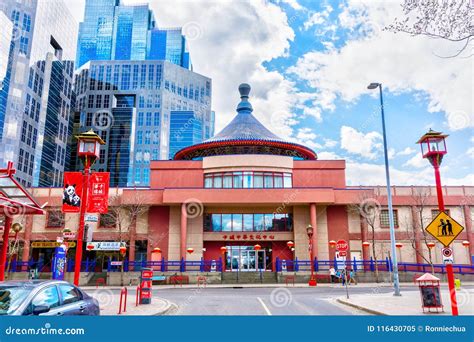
296, 127, 317, 141
403, 154, 428, 169
397, 147, 417, 156
323, 138, 338, 148
340, 126, 382, 159
278, 0, 304, 11
467, 147, 474, 159
288, 0, 473, 131
303, 5, 333, 30
318, 151, 342, 160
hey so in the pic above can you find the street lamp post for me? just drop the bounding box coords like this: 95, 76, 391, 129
306, 225, 316, 286
417, 129, 458, 316
73, 130, 105, 286
367, 82, 401, 296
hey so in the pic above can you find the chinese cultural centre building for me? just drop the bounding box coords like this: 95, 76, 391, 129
3, 84, 474, 278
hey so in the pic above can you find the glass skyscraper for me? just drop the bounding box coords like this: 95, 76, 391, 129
73, 60, 212, 187
0, 0, 77, 187
169, 110, 203, 159
76, 0, 192, 70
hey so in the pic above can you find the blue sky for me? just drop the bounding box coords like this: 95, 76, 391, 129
67, 0, 473, 185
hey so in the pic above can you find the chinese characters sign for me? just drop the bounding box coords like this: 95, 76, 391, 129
87, 172, 110, 214
222, 234, 275, 241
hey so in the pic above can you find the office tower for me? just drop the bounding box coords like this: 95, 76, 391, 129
0, 0, 77, 187
73, 60, 212, 187
169, 110, 203, 160
76, 0, 192, 70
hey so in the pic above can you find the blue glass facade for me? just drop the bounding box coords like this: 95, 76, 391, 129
73, 60, 212, 187
0, 0, 77, 187
76, 0, 191, 70
169, 111, 203, 159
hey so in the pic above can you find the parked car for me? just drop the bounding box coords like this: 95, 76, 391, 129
0, 280, 100, 316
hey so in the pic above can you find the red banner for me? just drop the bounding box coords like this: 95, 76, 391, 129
86, 172, 110, 214
62, 172, 83, 213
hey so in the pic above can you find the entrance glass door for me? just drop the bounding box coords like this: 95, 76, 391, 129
226, 246, 267, 272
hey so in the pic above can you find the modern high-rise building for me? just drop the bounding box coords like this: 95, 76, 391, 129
73, 60, 212, 187
76, 0, 192, 70
169, 110, 203, 160
0, 0, 77, 187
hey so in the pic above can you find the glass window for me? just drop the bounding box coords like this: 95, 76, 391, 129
223, 173, 232, 188
243, 172, 252, 188
254, 214, 264, 231
29, 286, 60, 312
232, 214, 242, 231
264, 214, 274, 231
273, 214, 286, 231
380, 209, 399, 228
243, 214, 253, 232
222, 214, 232, 232
264, 173, 273, 188
274, 174, 283, 188
204, 175, 212, 188
213, 174, 222, 188
58, 285, 82, 305
233, 172, 243, 188
284, 173, 292, 188
254, 173, 263, 188
212, 214, 222, 232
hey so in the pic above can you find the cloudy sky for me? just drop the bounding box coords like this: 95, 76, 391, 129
66, 0, 473, 186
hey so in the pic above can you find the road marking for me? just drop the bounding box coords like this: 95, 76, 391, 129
257, 297, 272, 316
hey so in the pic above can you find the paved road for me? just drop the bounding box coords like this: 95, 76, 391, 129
155, 286, 420, 315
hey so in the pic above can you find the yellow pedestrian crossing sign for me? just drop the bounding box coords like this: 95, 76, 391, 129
425, 211, 464, 247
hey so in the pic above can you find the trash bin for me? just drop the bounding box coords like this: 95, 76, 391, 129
454, 278, 461, 290
415, 273, 443, 313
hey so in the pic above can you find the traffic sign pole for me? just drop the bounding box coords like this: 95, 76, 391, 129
432, 157, 458, 316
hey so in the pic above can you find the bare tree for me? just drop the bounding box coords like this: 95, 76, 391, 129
348, 193, 383, 283
105, 191, 148, 286
386, 0, 473, 57
405, 188, 435, 273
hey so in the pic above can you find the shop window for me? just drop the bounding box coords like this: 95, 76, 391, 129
431, 209, 450, 219
100, 213, 116, 228
46, 211, 64, 228
380, 209, 399, 228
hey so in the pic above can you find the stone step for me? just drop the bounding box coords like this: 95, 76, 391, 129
222, 272, 277, 284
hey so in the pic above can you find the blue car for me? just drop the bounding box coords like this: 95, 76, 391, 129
0, 280, 100, 316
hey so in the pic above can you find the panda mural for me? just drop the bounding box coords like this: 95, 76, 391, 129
63, 184, 81, 207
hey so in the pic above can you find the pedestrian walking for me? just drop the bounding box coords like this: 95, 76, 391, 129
329, 267, 336, 283
349, 269, 357, 285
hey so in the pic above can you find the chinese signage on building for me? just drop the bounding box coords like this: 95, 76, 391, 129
86, 241, 125, 251
222, 234, 275, 240
87, 172, 110, 214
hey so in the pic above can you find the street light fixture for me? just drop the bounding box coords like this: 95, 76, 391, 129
367, 82, 401, 296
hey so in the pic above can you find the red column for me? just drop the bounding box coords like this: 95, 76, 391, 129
21, 216, 33, 263
463, 205, 473, 263
433, 162, 445, 211
360, 215, 370, 263
310, 203, 317, 259
180, 203, 187, 261
411, 206, 424, 264
128, 221, 136, 270
0, 216, 12, 281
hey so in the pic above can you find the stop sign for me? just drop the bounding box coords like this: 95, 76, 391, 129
336, 239, 348, 251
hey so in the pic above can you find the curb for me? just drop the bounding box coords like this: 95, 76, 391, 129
336, 298, 387, 316
153, 298, 178, 316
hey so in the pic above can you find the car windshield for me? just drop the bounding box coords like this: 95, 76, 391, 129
0, 285, 32, 315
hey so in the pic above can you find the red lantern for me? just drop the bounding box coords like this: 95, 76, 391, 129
286, 241, 294, 249
427, 242, 436, 249
395, 243, 403, 248
119, 246, 127, 255
362, 241, 370, 248
220, 246, 227, 254
462, 241, 470, 247
254, 244, 261, 251
186, 247, 194, 254
329, 240, 336, 248
152, 247, 161, 254
86, 244, 94, 251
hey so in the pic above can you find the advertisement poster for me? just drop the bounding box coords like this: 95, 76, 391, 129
87, 172, 110, 214
62, 172, 83, 213
52, 245, 66, 280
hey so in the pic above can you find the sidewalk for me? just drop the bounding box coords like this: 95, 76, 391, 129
84, 287, 176, 315
337, 286, 474, 315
